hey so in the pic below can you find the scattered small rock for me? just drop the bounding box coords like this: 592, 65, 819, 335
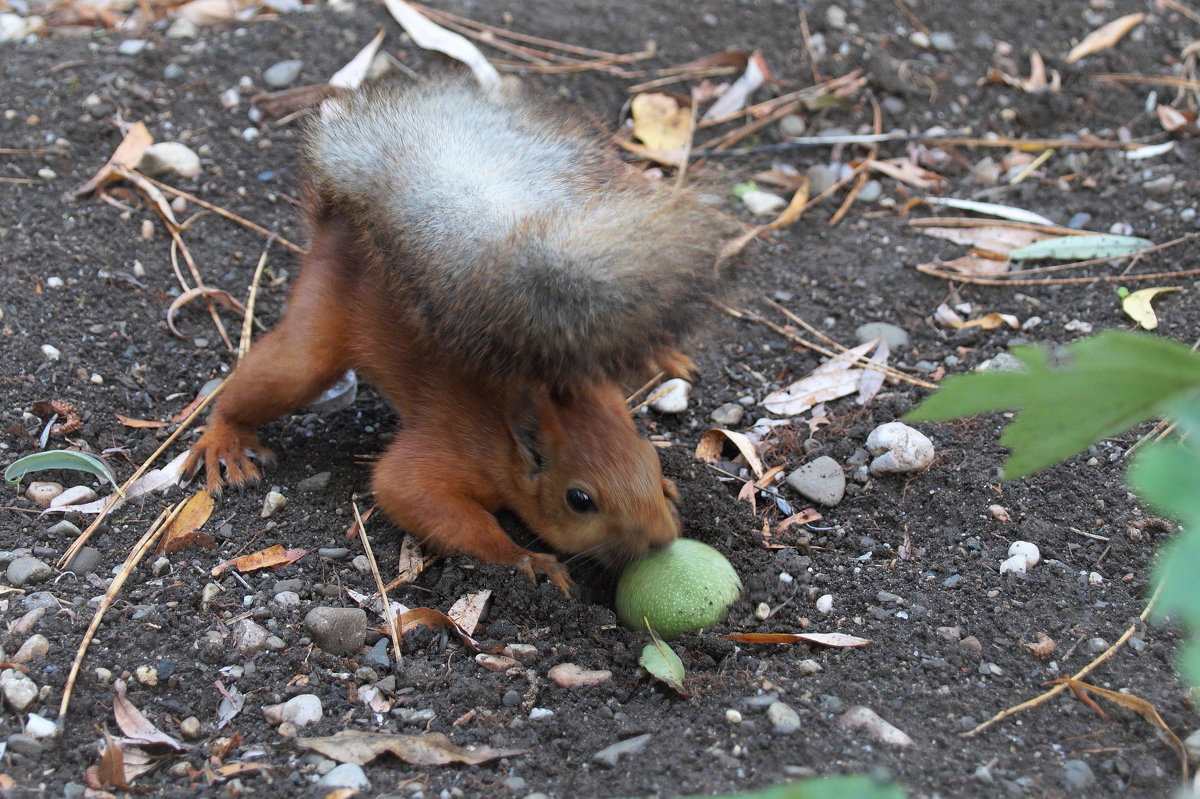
504, 643, 539, 663
725, 709, 742, 724
866, 422, 935, 475
548, 663, 612, 688
766, 701, 801, 734
233, 619, 270, 657
260, 490, 287, 518
593, 733, 652, 767
180, 717, 202, 740
318, 763, 370, 791
987, 504, 1011, 523
1, 669, 39, 712
7, 557, 53, 587
1008, 541, 1040, 568
137, 142, 202, 179
47, 520, 81, 537
24, 713, 56, 739
6, 733, 43, 758
836, 706, 912, 746
40, 344, 61, 361
778, 114, 806, 138
785, 456, 846, 507
296, 471, 331, 492
1060, 759, 1096, 790
63, 546, 101, 575
815, 594, 833, 614
25, 482, 63, 509
476, 653, 518, 672
263, 59, 303, 88
929, 31, 956, 52
650, 378, 691, 414
529, 707, 554, 720
806, 164, 839, 196
13, 634, 49, 664
50, 485, 98, 508
262, 694, 323, 727
304, 607, 367, 656
709, 402, 745, 427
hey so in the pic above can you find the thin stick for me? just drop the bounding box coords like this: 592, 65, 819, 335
59, 502, 177, 720
829, 94, 882, 227
239, 235, 274, 360
59, 380, 228, 568
629, 384, 675, 415
354, 502, 402, 663
140, 174, 303, 254
964, 587, 1160, 737
625, 371, 666, 406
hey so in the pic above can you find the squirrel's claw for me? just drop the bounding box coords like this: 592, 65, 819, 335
184, 420, 274, 494
516, 553, 575, 597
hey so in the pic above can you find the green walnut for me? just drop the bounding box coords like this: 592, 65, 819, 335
615, 539, 742, 640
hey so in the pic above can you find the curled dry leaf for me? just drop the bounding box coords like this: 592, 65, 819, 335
695, 428, 766, 479
1065, 13, 1146, 64
1120, 286, 1180, 330
915, 255, 1011, 279
630, 92, 693, 154
1155, 104, 1199, 136
1022, 631, 1056, 657
867, 158, 947, 189
113, 679, 185, 750
75, 121, 152, 197
760, 340, 876, 417
211, 544, 306, 577
383, 607, 488, 652
156, 490, 216, 554
330, 27, 388, 90
978, 51, 1060, 93
298, 731, 526, 766
722, 632, 873, 647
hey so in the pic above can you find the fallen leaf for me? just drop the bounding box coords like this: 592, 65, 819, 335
1065, 13, 1146, 64
958, 312, 1020, 331
96, 728, 132, 790
916, 255, 1012, 278
722, 632, 873, 647
1125, 140, 1177, 160
211, 544, 306, 577
867, 158, 947, 189
395, 534, 428, 583
75, 122, 152, 197
630, 92, 692, 153
700, 50, 769, 123
1155, 104, 1199, 136
156, 491, 214, 554
297, 731, 526, 766
760, 340, 877, 416
171, 0, 251, 25
114, 413, 168, 429
330, 27, 387, 90
447, 590, 491, 636
915, 197, 1055, 225
856, 338, 889, 406
214, 681, 245, 728
978, 50, 1060, 93
1120, 286, 1180, 330
381, 0, 500, 94
3, 449, 118, 490
694, 428, 766, 479
639, 627, 689, 696
1007, 233, 1152, 261
113, 679, 185, 750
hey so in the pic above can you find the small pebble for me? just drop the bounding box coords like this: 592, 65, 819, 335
837, 706, 912, 746
296, 471, 331, 491
1060, 759, 1096, 790
866, 422, 934, 475
40, 344, 61, 361
262, 694, 323, 727
725, 709, 743, 724
137, 142, 201, 179
24, 713, 56, 739
806, 164, 839, 196
304, 607, 367, 656
815, 594, 833, 614
180, 716, 202, 739
13, 634, 49, 664
987, 504, 1011, 523
529, 707, 554, 720
263, 59, 303, 88
785, 456, 845, 507
740, 188, 786, 216
25, 482, 63, 509
593, 733, 652, 766
117, 38, 146, 55
929, 32, 956, 52
650, 378, 691, 414
318, 763, 370, 791
766, 701, 801, 734
778, 114, 806, 138
7, 557, 52, 587
709, 403, 745, 427
1, 670, 39, 712
6, 733, 42, 758
50, 485, 98, 508
547, 663, 612, 688
135, 665, 158, 686
260, 490, 287, 518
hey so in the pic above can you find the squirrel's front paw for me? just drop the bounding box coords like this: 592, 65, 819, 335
515, 552, 575, 597
183, 420, 275, 494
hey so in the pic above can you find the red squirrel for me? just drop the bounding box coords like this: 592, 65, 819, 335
184, 77, 737, 593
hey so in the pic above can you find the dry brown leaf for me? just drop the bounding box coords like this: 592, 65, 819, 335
382, 0, 500, 94
866, 158, 947, 189
760, 340, 876, 416
75, 122, 152, 197
211, 544, 306, 577
958, 312, 1019, 331
447, 590, 491, 636
1155, 104, 1199, 135
31, 399, 82, 437
395, 534, 427, 583
156, 491, 214, 555
694, 428, 766, 479
978, 51, 1060, 93
385, 607, 484, 651
913, 223, 1054, 254
1054, 678, 1189, 779
113, 679, 185, 750
96, 728, 131, 790
298, 731, 526, 766
722, 632, 873, 647
915, 255, 1012, 278
630, 92, 693, 153
1065, 13, 1145, 63
114, 413, 168, 429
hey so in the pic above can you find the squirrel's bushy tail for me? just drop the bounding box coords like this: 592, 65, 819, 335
304, 79, 739, 389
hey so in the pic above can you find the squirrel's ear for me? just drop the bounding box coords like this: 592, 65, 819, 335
509, 395, 548, 479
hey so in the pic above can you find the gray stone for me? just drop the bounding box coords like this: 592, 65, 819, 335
709, 403, 745, 427
7, 557, 52, 587
857, 179, 882, 203
297, 471, 331, 491
47, 520, 81, 537
929, 32, 956, 52
116, 38, 147, 55
264, 59, 303, 88
767, 700, 801, 734
64, 546, 101, 575
778, 114, 806, 138
318, 763, 370, 790
1060, 759, 1095, 790
855, 322, 909, 350
304, 607, 367, 656
6, 733, 43, 758
364, 638, 391, 667
1067, 212, 1092, 229
593, 733, 652, 766
13, 634, 49, 664
806, 164, 839, 196
785, 456, 845, 507
233, 619, 270, 657
22, 592, 58, 611
1143, 175, 1175, 198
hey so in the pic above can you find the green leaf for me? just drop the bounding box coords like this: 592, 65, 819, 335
685, 776, 907, 799
907, 331, 1200, 478
1007, 234, 1153, 261
3, 450, 118, 489
1128, 441, 1200, 526
639, 625, 687, 695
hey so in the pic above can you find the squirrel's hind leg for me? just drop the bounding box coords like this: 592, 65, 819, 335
185, 223, 357, 491
372, 437, 574, 596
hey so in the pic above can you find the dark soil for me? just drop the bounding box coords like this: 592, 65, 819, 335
2, 1, 1198, 797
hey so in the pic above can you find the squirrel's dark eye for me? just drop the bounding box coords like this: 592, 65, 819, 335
566, 488, 597, 514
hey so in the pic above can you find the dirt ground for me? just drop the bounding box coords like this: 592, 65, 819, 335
2, 0, 1198, 797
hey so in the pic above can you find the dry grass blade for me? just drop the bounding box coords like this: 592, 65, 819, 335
355, 502, 402, 664
60, 502, 178, 720
139, 174, 302, 253
757, 298, 937, 390
1053, 678, 1189, 780
1093, 73, 1200, 91
965, 588, 1159, 738
239, 235, 274, 360
59, 379, 228, 568
829, 94, 882, 227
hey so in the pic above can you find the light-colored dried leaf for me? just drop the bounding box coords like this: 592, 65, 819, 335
700, 50, 769, 122
211, 544, 306, 577
330, 28, 387, 90
381, 0, 500, 94
631, 92, 692, 152
447, 590, 491, 636
113, 679, 185, 750
695, 428, 766, 478
75, 122, 152, 197
1065, 13, 1146, 64
1121, 286, 1180, 330
867, 158, 947, 189
722, 632, 872, 647
298, 731, 526, 766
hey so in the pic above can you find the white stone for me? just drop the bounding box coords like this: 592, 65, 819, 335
318, 763, 370, 790
262, 694, 323, 727
24, 713, 57, 738
49, 485, 99, 508
741, 189, 786, 216
1008, 541, 1040, 568
650, 378, 691, 414
137, 142, 202, 179
999, 554, 1028, 576
866, 422, 935, 475
40, 344, 61, 361
261, 490, 287, 518
1, 670, 38, 712
815, 594, 834, 614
